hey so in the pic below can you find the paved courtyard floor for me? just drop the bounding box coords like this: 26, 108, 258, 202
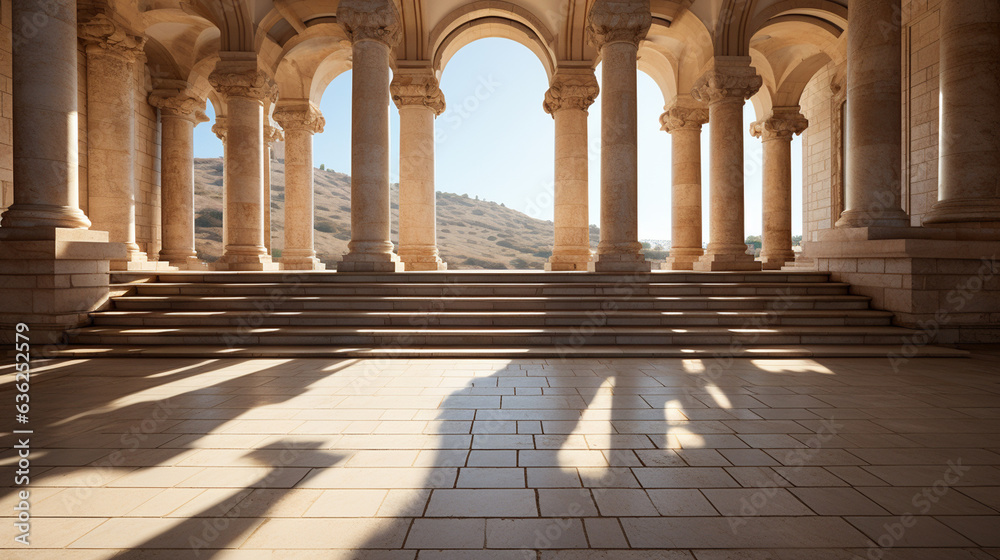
2, 348, 1000, 559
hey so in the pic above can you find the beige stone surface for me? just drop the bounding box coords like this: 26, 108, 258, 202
3, 352, 1000, 554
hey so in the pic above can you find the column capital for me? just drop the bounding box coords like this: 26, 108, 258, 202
149, 92, 209, 124
543, 71, 599, 115
265, 124, 284, 145
212, 116, 228, 141
691, 58, 762, 105
337, 0, 402, 47
273, 103, 326, 134
660, 101, 709, 132
750, 108, 808, 142
78, 13, 146, 62
209, 58, 277, 103
586, 0, 651, 49
391, 74, 446, 115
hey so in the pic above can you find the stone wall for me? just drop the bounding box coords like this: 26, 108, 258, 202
902, 0, 942, 224
799, 62, 836, 249
0, 0, 11, 215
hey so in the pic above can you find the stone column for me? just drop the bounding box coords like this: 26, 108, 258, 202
0, 0, 125, 343
149, 90, 209, 269
336, 0, 404, 272
587, 0, 652, 273
544, 69, 599, 271
923, 0, 1000, 226
0, 0, 90, 230
692, 58, 763, 271
212, 117, 229, 250
392, 70, 447, 271
79, 14, 149, 269
208, 54, 278, 271
751, 108, 808, 270
660, 99, 708, 270
263, 123, 282, 255
273, 102, 325, 270
835, 0, 910, 228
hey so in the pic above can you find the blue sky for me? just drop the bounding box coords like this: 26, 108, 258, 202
194, 38, 803, 241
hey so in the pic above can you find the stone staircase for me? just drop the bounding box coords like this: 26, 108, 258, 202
52, 270, 963, 358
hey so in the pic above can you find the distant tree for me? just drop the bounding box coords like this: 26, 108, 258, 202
640, 241, 652, 250
745, 235, 763, 250
792, 234, 803, 246
475, 195, 479, 200
500, 203, 505, 207
319, 164, 325, 171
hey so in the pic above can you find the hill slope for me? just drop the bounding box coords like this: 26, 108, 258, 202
194, 158, 600, 269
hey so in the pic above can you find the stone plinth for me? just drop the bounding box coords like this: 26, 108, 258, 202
809, 226, 1000, 343
0, 228, 125, 345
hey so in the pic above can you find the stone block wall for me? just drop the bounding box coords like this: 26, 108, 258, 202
134, 59, 161, 259
903, 0, 943, 223
799, 62, 836, 249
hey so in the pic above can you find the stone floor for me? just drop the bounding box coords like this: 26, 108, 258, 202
2, 349, 1000, 559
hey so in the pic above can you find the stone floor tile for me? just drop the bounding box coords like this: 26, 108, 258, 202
592, 488, 659, 516
937, 516, 1000, 547
457, 467, 525, 488
583, 517, 629, 548
405, 518, 486, 549
538, 488, 599, 517
790, 487, 890, 515
486, 518, 588, 549
623, 517, 871, 548
702, 488, 814, 516
304, 489, 388, 517
425, 489, 537, 517
845, 516, 976, 547
859, 486, 997, 515
241, 518, 410, 549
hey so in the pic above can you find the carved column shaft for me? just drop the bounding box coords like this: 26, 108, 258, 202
151, 92, 208, 268
691, 58, 763, 271
263, 124, 282, 254
393, 72, 447, 271
209, 56, 278, 270
587, 0, 652, 273
924, 0, 1000, 226
836, 0, 910, 228
1, 0, 91, 229
274, 103, 325, 270
545, 70, 598, 271
751, 108, 808, 270
660, 101, 708, 270
337, 0, 404, 272
80, 14, 147, 267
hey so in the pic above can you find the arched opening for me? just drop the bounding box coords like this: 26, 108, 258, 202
433, 37, 555, 269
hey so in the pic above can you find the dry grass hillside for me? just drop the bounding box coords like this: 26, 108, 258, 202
194, 158, 601, 269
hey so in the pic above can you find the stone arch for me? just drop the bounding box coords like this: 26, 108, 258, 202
641, 8, 716, 106
714, 0, 846, 56
428, 2, 557, 79
186, 0, 256, 52
271, 24, 353, 106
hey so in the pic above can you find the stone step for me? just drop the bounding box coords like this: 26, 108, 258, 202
128, 281, 851, 297
43, 344, 970, 359
90, 309, 894, 327
108, 294, 875, 311
110, 270, 835, 285
70, 324, 918, 347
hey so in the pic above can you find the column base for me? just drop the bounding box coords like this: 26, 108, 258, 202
399, 248, 447, 271
215, 249, 279, 271
159, 252, 209, 271
546, 250, 592, 271
588, 253, 651, 273
337, 251, 405, 273
761, 252, 796, 270
0, 227, 125, 346
281, 256, 326, 271
835, 208, 911, 228
923, 198, 1000, 227
693, 250, 762, 271
111, 251, 174, 271
662, 248, 704, 271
